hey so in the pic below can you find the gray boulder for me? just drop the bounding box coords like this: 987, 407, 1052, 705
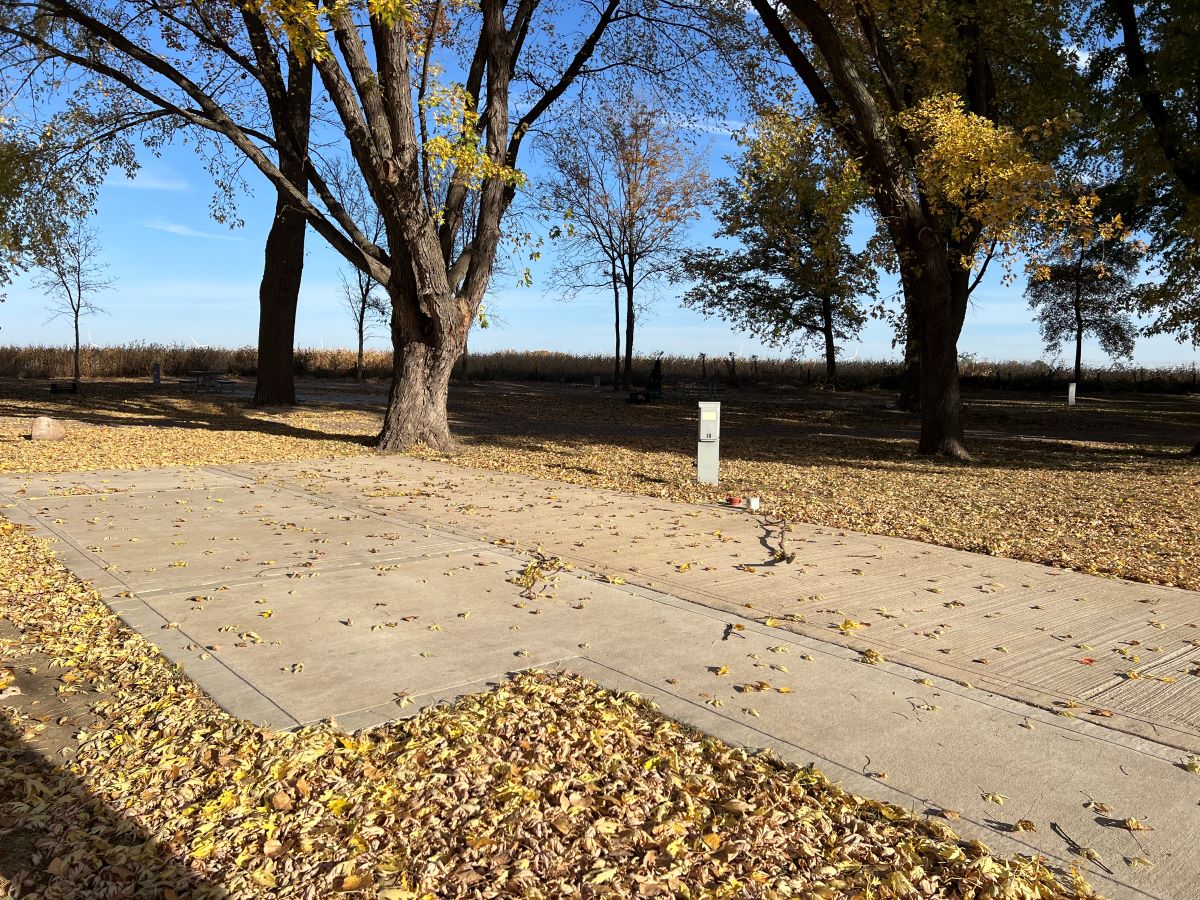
30, 416, 66, 441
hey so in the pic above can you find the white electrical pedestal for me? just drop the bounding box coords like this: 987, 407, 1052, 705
697, 401, 720, 485
1068, 382, 1076, 406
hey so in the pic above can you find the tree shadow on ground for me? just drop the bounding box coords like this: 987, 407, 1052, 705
0, 378, 1195, 473
458, 428, 1193, 476
0, 703, 223, 898
0, 381, 377, 446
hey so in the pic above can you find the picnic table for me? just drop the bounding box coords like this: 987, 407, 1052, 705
180, 370, 234, 393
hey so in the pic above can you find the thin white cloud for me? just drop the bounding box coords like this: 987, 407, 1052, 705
143, 218, 241, 240
106, 174, 192, 191
672, 116, 744, 137
686, 120, 739, 137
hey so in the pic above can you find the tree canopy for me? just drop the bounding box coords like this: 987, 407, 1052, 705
1025, 225, 1140, 384
1085, 0, 1200, 346
739, 0, 1098, 457
680, 107, 874, 385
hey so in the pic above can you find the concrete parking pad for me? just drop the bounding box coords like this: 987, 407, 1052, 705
3, 457, 1200, 898
240, 455, 1200, 753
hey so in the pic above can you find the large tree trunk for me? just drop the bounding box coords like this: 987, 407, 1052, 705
377, 340, 458, 451
252, 195, 306, 406
917, 311, 968, 458
376, 283, 462, 452
820, 295, 838, 389
622, 276, 635, 391
910, 244, 970, 459
252, 54, 312, 408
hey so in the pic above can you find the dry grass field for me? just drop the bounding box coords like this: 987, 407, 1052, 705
2, 342, 1195, 393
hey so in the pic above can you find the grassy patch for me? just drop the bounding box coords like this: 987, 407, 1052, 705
0, 383, 377, 473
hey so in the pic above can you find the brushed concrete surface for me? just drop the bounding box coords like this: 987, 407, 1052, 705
2, 458, 1198, 898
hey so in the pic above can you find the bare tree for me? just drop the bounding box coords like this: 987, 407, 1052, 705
326, 157, 387, 382
542, 97, 709, 390
36, 220, 114, 387
340, 270, 387, 382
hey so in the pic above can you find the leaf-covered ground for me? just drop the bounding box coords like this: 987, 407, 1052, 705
1, 378, 1197, 589
0, 518, 1094, 898
0, 385, 376, 472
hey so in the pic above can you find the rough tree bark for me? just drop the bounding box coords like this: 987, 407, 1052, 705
912, 236, 970, 458
253, 187, 307, 405
378, 281, 464, 449
251, 51, 313, 407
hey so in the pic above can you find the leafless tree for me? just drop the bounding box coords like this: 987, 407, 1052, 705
541, 97, 709, 390
36, 219, 114, 387
327, 157, 387, 382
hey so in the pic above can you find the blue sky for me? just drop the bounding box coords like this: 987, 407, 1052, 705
3, 126, 1198, 372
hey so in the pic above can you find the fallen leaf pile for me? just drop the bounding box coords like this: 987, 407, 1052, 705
0, 519, 1094, 898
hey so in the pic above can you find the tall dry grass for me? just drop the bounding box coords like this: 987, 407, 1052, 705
459, 350, 1198, 393
0, 343, 390, 380
0, 343, 1195, 393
